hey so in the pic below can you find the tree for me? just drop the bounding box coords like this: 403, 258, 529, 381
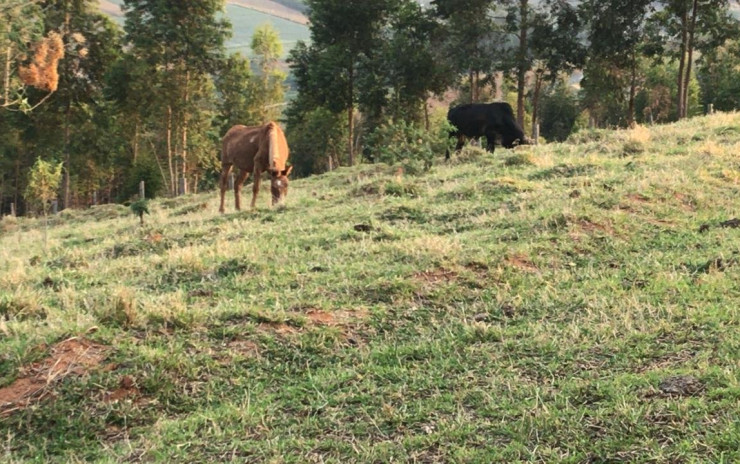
697, 39, 740, 112
122, 0, 230, 194
380, 0, 452, 127
0, 0, 60, 112
581, 0, 653, 126
528, 0, 585, 138
305, 0, 394, 166
504, 0, 534, 128
650, 0, 739, 119
214, 53, 258, 133
24, 157, 62, 248
250, 24, 286, 123
539, 79, 580, 142
433, 0, 505, 103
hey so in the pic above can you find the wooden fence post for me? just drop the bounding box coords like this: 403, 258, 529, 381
10, 202, 16, 217
139, 180, 146, 199
533, 123, 540, 145
228, 172, 235, 190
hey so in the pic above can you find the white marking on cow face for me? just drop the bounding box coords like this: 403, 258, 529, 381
250, 136, 257, 143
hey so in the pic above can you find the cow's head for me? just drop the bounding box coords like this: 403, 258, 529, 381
270, 165, 293, 206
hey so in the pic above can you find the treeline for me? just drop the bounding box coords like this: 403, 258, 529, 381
2, 0, 740, 216
1, 0, 284, 215
287, 0, 740, 175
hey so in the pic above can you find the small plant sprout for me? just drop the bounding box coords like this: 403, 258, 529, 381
130, 198, 150, 225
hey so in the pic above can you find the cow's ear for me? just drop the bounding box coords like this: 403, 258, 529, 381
283, 166, 293, 177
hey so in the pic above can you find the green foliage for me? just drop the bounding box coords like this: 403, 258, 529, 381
365, 119, 447, 174
130, 198, 149, 224
540, 82, 580, 142
698, 39, 740, 112
118, 157, 163, 202
24, 158, 63, 215
251, 24, 286, 123
215, 53, 259, 131
287, 107, 347, 177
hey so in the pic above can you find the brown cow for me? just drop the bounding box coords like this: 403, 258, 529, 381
219, 121, 292, 213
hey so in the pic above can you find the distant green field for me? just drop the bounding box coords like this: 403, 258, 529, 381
99, 0, 310, 58
225, 4, 310, 58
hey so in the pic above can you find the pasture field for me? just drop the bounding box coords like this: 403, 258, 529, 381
98, 0, 310, 58
2, 114, 740, 462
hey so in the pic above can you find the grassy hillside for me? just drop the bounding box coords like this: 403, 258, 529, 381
2, 114, 740, 462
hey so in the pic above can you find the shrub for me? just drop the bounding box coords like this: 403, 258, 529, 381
365, 119, 449, 173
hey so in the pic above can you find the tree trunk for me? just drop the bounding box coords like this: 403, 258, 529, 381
682, 0, 698, 118
62, 8, 71, 209
531, 70, 543, 140
424, 93, 430, 131
469, 69, 474, 103
181, 70, 189, 195
167, 105, 174, 195
347, 63, 354, 166
63, 99, 71, 209
3, 25, 11, 106
516, 0, 529, 128
676, 8, 688, 119
133, 118, 139, 163
628, 54, 637, 127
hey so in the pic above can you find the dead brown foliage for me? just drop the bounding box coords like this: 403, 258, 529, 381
18, 32, 64, 92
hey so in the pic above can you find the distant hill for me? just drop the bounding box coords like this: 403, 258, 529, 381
98, 0, 310, 58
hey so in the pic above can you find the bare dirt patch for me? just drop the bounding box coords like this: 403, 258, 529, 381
303, 308, 369, 327
626, 193, 651, 203
0, 337, 108, 416
413, 268, 458, 285
672, 192, 696, 211
258, 322, 299, 335
504, 254, 539, 273
576, 218, 614, 235
102, 375, 139, 403
227, 339, 260, 356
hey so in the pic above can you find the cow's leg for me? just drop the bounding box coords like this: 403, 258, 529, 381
234, 168, 250, 211
251, 167, 262, 209
219, 163, 232, 213
485, 131, 497, 153
455, 134, 465, 152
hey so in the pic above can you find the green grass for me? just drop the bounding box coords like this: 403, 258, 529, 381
2, 113, 740, 462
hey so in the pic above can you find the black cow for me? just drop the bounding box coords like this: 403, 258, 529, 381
446, 102, 528, 159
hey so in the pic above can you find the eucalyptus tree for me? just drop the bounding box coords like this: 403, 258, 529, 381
432, 0, 505, 104
122, 0, 230, 194
250, 24, 286, 123
528, 0, 585, 138
649, 0, 739, 118
304, 0, 395, 166
581, 0, 654, 126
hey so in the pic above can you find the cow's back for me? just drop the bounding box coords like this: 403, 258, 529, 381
448, 104, 489, 135
222, 124, 263, 171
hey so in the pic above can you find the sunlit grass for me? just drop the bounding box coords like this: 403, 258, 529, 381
1, 112, 740, 462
